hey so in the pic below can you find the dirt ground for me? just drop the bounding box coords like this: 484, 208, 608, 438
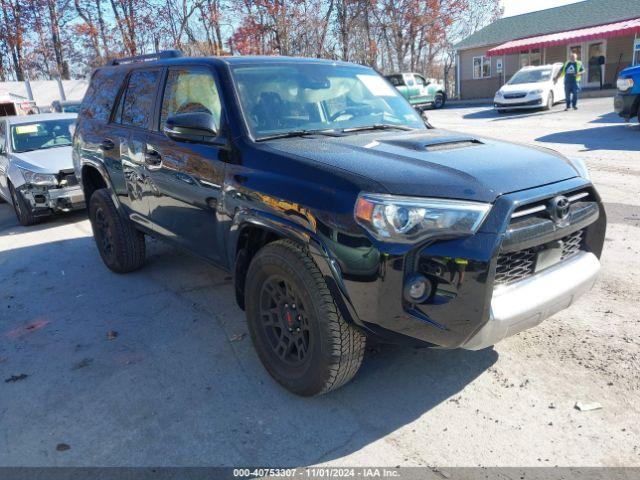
0, 97, 638, 467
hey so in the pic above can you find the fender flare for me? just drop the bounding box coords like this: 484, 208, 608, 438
78, 158, 123, 212
229, 209, 365, 329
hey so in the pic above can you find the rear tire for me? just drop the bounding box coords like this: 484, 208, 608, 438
88, 188, 145, 273
433, 93, 446, 109
245, 239, 366, 396
9, 183, 39, 226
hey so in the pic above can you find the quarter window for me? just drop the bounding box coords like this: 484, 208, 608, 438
473, 56, 492, 79
114, 69, 160, 129
160, 68, 222, 130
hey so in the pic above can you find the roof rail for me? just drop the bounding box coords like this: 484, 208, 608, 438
109, 50, 182, 66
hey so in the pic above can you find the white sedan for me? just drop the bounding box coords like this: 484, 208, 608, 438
0, 113, 85, 226
494, 63, 566, 112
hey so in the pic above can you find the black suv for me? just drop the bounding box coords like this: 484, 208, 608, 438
73, 51, 606, 396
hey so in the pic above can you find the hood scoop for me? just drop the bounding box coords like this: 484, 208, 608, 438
379, 134, 484, 153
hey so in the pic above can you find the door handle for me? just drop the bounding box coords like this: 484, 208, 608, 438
101, 139, 114, 151
175, 172, 195, 185
145, 149, 162, 167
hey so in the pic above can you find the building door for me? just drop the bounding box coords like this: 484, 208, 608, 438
586, 41, 606, 88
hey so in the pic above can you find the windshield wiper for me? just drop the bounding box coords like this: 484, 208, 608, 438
256, 129, 340, 142
340, 124, 413, 133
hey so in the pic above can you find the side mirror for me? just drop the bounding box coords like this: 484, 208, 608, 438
163, 112, 217, 143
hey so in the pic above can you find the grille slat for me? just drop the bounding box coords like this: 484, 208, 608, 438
495, 230, 584, 286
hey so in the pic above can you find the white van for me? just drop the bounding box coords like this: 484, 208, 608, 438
494, 63, 565, 112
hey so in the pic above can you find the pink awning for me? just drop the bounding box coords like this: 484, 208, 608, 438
487, 17, 640, 56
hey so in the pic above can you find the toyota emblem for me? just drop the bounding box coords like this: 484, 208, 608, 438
549, 195, 571, 224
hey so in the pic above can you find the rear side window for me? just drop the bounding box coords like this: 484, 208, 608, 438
0, 122, 6, 153
79, 68, 126, 122
387, 75, 404, 86
114, 69, 161, 129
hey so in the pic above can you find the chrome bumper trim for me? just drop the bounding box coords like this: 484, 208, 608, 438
462, 251, 600, 350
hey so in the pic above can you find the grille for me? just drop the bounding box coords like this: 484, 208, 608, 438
561, 229, 583, 260
504, 93, 527, 99
495, 230, 584, 286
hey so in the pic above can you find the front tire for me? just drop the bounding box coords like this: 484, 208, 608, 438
544, 92, 554, 111
88, 188, 146, 273
9, 183, 38, 226
245, 240, 366, 396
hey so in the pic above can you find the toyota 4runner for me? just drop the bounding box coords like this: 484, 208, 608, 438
73, 51, 606, 396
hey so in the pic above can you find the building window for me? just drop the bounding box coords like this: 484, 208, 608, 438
473, 56, 491, 79
520, 48, 542, 67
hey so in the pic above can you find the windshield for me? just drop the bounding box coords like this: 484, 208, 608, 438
230, 63, 425, 140
11, 119, 75, 153
508, 69, 553, 85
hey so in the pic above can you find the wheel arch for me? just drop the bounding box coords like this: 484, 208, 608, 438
79, 161, 121, 210
229, 213, 361, 329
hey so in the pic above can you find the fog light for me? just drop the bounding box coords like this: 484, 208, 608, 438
403, 274, 432, 304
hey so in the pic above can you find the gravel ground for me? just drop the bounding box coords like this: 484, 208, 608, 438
0, 97, 638, 467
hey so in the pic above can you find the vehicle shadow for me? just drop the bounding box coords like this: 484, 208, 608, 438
535, 124, 640, 151
0, 234, 497, 466
0, 203, 87, 233
589, 111, 626, 124
463, 108, 565, 121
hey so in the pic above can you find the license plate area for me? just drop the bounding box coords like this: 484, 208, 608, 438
535, 240, 563, 273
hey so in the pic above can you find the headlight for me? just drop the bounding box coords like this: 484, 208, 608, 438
617, 77, 634, 92
355, 193, 491, 244
529, 89, 543, 95
569, 157, 590, 180
18, 168, 58, 186
495, 91, 503, 98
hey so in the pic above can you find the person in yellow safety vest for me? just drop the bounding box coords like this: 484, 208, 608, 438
562, 53, 585, 111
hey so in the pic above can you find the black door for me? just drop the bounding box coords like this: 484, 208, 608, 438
145, 65, 226, 262
110, 68, 162, 226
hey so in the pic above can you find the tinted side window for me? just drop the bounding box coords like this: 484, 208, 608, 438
0, 122, 6, 153
387, 75, 404, 86
80, 68, 126, 122
160, 67, 222, 129
117, 70, 160, 129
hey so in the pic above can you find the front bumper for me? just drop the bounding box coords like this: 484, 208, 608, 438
461, 251, 599, 350
330, 179, 606, 349
494, 97, 543, 109
19, 184, 85, 215
614, 93, 638, 120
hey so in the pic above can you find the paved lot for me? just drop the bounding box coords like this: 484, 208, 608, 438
1, 97, 639, 467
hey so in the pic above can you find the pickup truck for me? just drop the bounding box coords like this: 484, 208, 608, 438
74, 52, 606, 396
385, 73, 447, 110
614, 65, 640, 122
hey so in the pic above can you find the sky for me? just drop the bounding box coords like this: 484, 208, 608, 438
501, 0, 586, 18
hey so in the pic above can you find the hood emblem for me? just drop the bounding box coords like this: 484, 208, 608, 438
548, 195, 571, 225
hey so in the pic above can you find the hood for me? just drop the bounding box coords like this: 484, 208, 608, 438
9, 146, 74, 173
265, 130, 579, 203
499, 82, 547, 94
620, 65, 640, 78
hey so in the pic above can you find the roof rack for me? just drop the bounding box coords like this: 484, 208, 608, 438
109, 50, 182, 66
